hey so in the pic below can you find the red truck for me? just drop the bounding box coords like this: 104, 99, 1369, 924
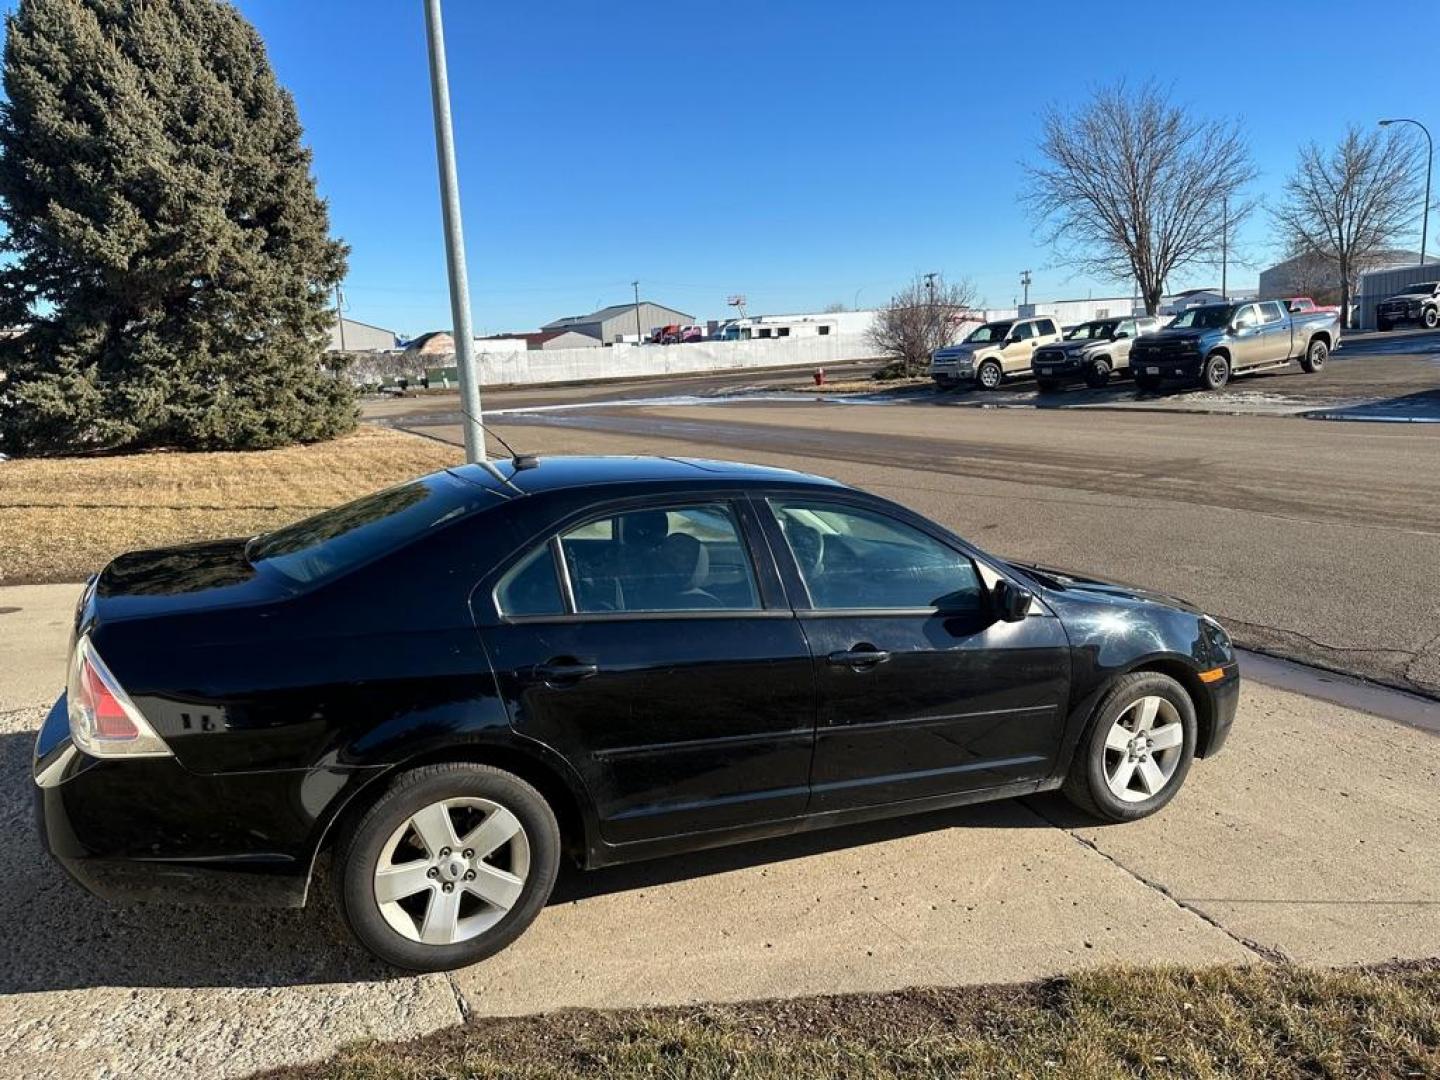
1281, 296, 1340, 316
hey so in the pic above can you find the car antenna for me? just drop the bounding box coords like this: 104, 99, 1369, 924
452, 401, 539, 471
483, 424, 538, 469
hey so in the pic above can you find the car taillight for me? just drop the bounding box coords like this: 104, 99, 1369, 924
66, 635, 172, 758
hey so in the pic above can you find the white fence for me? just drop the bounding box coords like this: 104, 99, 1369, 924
425, 333, 880, 388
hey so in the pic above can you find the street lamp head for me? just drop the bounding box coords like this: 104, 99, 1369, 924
1379, 119, 1395, 126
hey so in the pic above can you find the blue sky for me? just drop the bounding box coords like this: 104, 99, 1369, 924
8, 1, 1436, 335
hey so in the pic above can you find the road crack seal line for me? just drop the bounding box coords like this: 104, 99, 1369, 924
1025, 800, 1292, 965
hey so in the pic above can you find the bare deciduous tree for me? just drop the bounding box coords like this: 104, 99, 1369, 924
867, 275, 977, 376
1024, 82, 1256, 315
1271, 126, 1423, 327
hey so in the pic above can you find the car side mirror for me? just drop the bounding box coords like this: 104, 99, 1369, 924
992, 579, 1034, 623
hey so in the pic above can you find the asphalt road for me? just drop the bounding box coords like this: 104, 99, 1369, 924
2, 587, 1437, 1077
378, 333, 1440, 697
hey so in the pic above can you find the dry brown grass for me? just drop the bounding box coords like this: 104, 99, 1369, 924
769, 375, 934, 394
255, 961, 1440, 1080
0, 426, 462, 584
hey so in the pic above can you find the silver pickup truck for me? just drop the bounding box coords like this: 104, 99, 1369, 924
1127, 300, 1341, 391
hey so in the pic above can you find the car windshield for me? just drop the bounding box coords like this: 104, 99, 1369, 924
1065, 320, 1118, 340
245, 475, 491, 586
1168, 306, 1236, 329
965, 321, 1013, 343
1400, 283, 1437, 295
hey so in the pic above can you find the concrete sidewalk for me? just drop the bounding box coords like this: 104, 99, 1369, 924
1, 583, 1436, 1077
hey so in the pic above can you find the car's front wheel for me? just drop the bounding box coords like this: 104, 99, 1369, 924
976, 359, 1003, 390
335, 763, 561, 971
1425, 307, 1438, 330
1085, 359, 1112, 389
1062, 671, 1197, 823
1200, 353, 1230, 390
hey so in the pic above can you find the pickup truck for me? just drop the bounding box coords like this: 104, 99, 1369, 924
1128, 300, 1341, 391
1032, 315, 1163, 391
929, 315, 1063, 390
1376, 281, 1440, 330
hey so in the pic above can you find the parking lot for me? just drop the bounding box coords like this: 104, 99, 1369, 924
4, 329, 1439, 1078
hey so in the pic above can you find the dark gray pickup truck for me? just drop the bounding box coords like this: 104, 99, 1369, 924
1128, 300, 1341, 391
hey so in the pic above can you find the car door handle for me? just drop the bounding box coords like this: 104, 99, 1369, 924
827, 648, 891, 668
531, 660, 599, 685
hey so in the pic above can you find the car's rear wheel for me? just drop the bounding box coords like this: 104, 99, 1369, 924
976, 360, 1003, 391
1200, 353, 1230, 390
1300, 337, 1328, 373
1062, 671, 1197, 823
334, 763, 561, 971
1085, 359, 1112, 389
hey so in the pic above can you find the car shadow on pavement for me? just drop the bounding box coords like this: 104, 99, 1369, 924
1, 727, 1059, 993
0, 731, 399, 993
552, 797, 1053, 904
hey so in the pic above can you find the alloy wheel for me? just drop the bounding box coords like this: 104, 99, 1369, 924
373, 797, 531, 945
1102, 696, 1184, 803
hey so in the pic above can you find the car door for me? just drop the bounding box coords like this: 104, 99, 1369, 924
1112, 319, 1138, 370
1003, 320, 1037, 373
1256, 300, 1291, 363
758, 494, 1071, 813
1228, 303, 1265, 369
476, 495, 816, 846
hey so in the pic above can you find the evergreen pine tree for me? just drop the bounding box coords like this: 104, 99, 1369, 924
0, 0, 355, 455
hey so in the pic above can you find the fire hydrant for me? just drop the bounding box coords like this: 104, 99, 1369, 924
813, 367, 826, 386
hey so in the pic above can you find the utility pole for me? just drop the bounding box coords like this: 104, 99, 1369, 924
1221, 197, 1228, 301
1020, 269, 1032, 307
923, 272, 938, 306
423, 0, 485, 461
334, 284, 346, 350
1380, 118, 1432, 265
632, 280, 643, 344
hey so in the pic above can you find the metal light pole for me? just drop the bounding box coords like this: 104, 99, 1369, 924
1020, 269, 1032, 307
632, 280, 643, 344
423, 0, 485, 461
1220, 197, 1228, 301
1380, 118, 1432, 266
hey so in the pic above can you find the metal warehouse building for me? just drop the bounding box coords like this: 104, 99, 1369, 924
1354, 263, 1440, 330
543, 301, 694, 345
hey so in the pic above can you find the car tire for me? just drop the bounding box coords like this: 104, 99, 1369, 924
1200, 353, 1230, 391
334, 762, 561, 972
1085, 359, 1112, 389
976, 360, 1003, 391
1425, 308, 1438, 330
1299, 337, 1328, 373
1061, 671, 1198, 823
1036, 378, 1062, 394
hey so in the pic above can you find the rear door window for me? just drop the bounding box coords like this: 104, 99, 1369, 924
558, 503, 761, 614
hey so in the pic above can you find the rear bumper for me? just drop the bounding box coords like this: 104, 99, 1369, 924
33, 695, 375, 908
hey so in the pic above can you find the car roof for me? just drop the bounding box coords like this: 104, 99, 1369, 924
448, 455, 846, 497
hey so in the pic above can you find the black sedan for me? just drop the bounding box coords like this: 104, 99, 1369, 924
35, 456, 1239, 971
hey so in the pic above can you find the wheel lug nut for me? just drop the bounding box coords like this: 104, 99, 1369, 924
439, 847, 451, 857
427, 867, 439, 879
464, 870, 475, 880
442, 883, 454, 893
463, 849, 474, 858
